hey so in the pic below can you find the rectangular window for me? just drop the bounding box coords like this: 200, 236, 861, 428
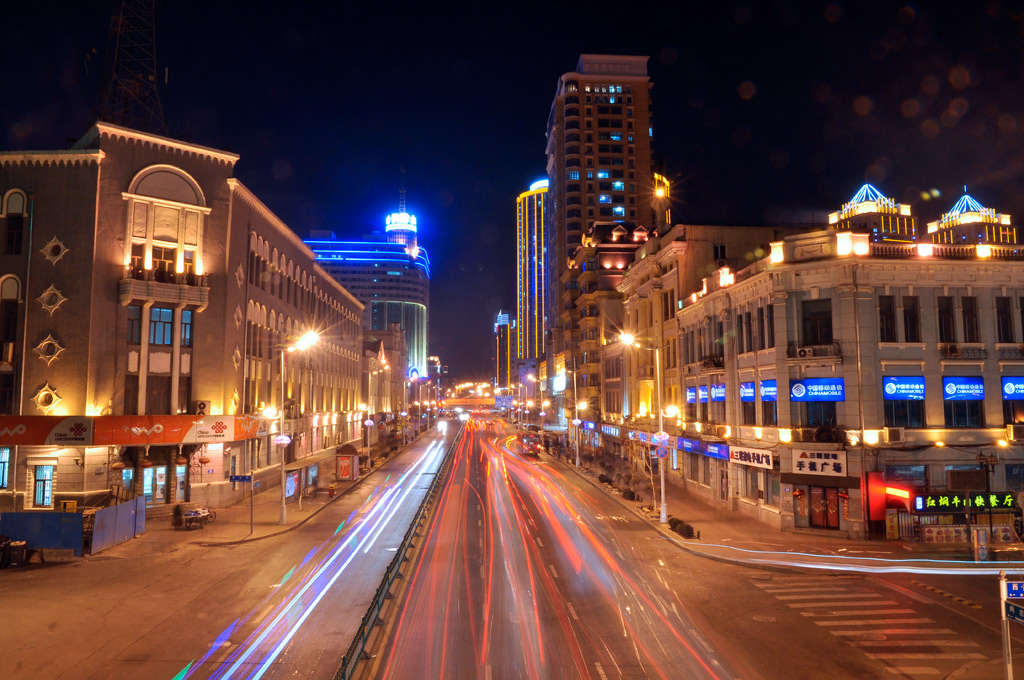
997, 297, 1015, 343
884, 400, 925, 427
744, 312, 753, 352
937, 296, 956, 343
801, 299, 833, 345
741, 400, 756, 425
149, 308, 174, 346
181, 309, 193, 348
761, 400, 778, 426
944, 400, 985, 428
878, 295, 896, 343
766, 304, 775, 348
0, 374, 14, 415
146, 375, 172, 414
962, 296, 979, 343
34, 465, 53, 507
0, 299, 15, 344
0, 447, 8, 488
804, 402, 837, 427
128, 305, 142, 344
903, 295, 921, 343
756, 307, 765, 350
5, 215, 24, 255
736, 313, 745, 354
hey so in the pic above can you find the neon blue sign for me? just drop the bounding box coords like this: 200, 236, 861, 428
704, 443, 729, 460
698, 386, 709, 403
739, 382, 755, 402
760, 379, 777, 402
1003, 377, 1024, 400
790, 378, 845, 402
710, 384, 726, 402
883, 376, 925, 401
686, 387, 696, 404
943, 377, 985, 401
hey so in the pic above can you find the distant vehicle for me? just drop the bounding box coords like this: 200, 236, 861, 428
518, 433, 543, 457
526, 424, 542, 432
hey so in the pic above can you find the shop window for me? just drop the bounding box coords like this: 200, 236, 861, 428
741, 400, 756, 425
761, 400, 777, 426
765, 473, 779, 507
884, 399, 925, 428
804, 402, 837, 427
885, 465, 926, 487
1006, 465, 1024, 491
1004, 400, 1024, 425
743, 466, 759, 500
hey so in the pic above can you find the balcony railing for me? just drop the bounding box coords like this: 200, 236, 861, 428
786, 342, 842, 359
937, 344, 988, 360
700, 355, 724, 369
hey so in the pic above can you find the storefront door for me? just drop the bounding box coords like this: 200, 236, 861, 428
144, 466, 168, 505
809, 486, 840, 529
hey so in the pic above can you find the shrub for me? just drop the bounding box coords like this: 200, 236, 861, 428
621, 489, 636, 501
668, 517, 682, 531
598, 474, 611, 485
673, 522, 695, 538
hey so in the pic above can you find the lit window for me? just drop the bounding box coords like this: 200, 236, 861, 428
649, 127, 654, 137
597, 170, 609, 179
599, 195, 612, 204
609, 96, 616, 104
613, 206, 625, 216
612, 181, 624, 190
568, 170, 580, 180
610, 133, 622, 141
586, 170, 593, 179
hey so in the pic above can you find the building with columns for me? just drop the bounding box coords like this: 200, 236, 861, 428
0, 122, 363, 512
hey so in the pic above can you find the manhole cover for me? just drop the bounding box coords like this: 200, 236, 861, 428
859, 632, 887, 641
752, 615, 777, 623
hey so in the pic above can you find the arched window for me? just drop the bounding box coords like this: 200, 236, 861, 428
0, 275, 20, 301
3, 191, 27, 255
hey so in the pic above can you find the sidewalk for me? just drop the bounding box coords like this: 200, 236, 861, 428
556, 453, 1013, 569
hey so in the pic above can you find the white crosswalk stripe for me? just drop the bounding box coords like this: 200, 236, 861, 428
751, 575, 985, 678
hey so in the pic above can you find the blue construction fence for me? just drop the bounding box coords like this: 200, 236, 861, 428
0, 497, 145, 557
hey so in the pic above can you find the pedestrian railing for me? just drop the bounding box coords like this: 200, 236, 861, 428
333, 425, 462, 680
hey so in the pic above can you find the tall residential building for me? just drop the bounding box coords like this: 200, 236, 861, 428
307, 198, 430, 378
516, 179, 548, 360
494, 311, 514, 390
544, 53, 654, 367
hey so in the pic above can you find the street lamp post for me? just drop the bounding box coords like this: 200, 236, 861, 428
571, 356, 580, 468
276, 330, 319, 525
621, 332, 668, 524
977, 452, 998, 535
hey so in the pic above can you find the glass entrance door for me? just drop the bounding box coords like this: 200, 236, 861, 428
144, 466, 168, 505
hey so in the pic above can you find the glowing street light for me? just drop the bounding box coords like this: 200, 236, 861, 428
620, 331, 668, 525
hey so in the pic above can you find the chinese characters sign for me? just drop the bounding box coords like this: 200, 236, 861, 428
943, 377, 985, 400
740, 382, 755, 402
790, 378, 846, 402
760, 379, 777, 402
914, 492, 1018, 512
1002, 377, 1024, 401
731, 446, 773, 469
883, 376, 925, 400
710, 383, 726, 401
791, 449, 847, 476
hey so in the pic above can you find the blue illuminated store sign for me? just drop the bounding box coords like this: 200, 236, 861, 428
943, 377, 985, 401
601, 425, 620, 437
1003, 377, 1024, 400
740, 382, 755, 402
883, 376, 925, 400
698, 386, 709, 403
790, 378, 846, 402
760, 379, 777, 402
680, 438, 698, 452
686, 387, 696, 404
704, 443, 729, 460
710, 384, 726, 402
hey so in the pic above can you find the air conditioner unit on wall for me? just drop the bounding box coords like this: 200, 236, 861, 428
1007, 424, 1024, 441
884, 427, 905, 444
796, 347, 813, 359
193, 400, 209, 416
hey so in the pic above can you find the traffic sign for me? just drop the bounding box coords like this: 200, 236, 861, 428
1008, 582, 1024, 599
655, 446, 669, 459
229, 475, 252, 483
1007, 601, 1024, 626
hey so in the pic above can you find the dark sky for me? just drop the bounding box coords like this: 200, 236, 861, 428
5, 2, 1024, 378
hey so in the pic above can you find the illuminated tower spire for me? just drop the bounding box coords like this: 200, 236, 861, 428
386, 172, 418, 255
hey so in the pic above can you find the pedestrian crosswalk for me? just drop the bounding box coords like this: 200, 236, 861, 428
750, 574, 988, 678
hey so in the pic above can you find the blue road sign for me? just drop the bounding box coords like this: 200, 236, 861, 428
655, 446, 669, 459
1007, 600, 1024, 625
229, 475, 252, 483
1008, 582, 1024, 599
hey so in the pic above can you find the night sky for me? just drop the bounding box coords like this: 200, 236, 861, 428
4, 2, 1024, 378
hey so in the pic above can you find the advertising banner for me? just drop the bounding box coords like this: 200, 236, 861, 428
698, 385, 709, 403
790, 378, 845, 402
686, 387, 696, 403
883, 376, 925, 400
739, 382, 755, 402
710, 384, 726, 401
0, 415, 272, 446
759, 379, 777, 402
943, 377, 985, 400
1002, 377, 1024, 400
730, 446, 773, 469
791, 449, 847, 475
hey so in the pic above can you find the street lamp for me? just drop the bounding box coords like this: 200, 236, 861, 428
276, 330, 319, 525
621, 332, 668, 524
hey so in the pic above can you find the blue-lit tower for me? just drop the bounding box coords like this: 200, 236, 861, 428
308, 189, 430, 378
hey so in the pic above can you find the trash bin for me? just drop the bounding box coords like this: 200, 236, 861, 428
8, 541, 27, 568
328, 484, 336, 498
0, 535, 10, 569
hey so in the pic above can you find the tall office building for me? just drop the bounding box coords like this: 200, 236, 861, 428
544, 54, 654, 360
308, 194, 430, 378
494, 311, 514, 390
516, 179, 548, 360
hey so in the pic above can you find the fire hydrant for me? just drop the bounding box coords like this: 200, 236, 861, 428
328, 484, 336, 498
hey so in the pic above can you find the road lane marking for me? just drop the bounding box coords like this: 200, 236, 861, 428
830, 629, 957, 636
849, 640, 980, 647
549, 564, 558, 579
594, 662, 608, 679
760, 587, 864, 594
536, 537, 544, 547
566, 603, 579, 621
884, 669, 941, 675
816, 618, 934, 626
776, 593, 883, 600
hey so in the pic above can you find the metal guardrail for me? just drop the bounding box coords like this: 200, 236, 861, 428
333, 424, 463, 680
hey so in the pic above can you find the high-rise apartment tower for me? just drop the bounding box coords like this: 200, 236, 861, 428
516, 179, 547, 360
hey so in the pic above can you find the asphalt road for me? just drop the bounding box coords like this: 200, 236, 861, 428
0, 426, 455, 680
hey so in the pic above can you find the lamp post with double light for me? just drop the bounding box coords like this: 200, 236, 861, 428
621, 332, 668, 524
977, 452, 999, 535
273, 330, 319, 525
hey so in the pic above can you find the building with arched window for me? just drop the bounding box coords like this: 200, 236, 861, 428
0, 122, 363, 514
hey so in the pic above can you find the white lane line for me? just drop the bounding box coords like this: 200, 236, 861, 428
776, 593, 883, 601
831, 628, 957, 636
594, 662, 608, 679
789, 600, 897, 608
536, 537, 544, 547
549, 564, 559, 579
566, 603, 579, 621
868, 653, 987, 660
252, 604, 275, 625
817, 618, 934, 627
803, 609, 916, 617
849, 640, 980, 647
478, 519, 482, 527
480, 564, 485, 579
485, 665, 492, 680
760, 587, 860, 594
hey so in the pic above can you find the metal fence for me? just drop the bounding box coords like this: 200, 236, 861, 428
333, 426, 462, 680
90, 497, 146, 554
